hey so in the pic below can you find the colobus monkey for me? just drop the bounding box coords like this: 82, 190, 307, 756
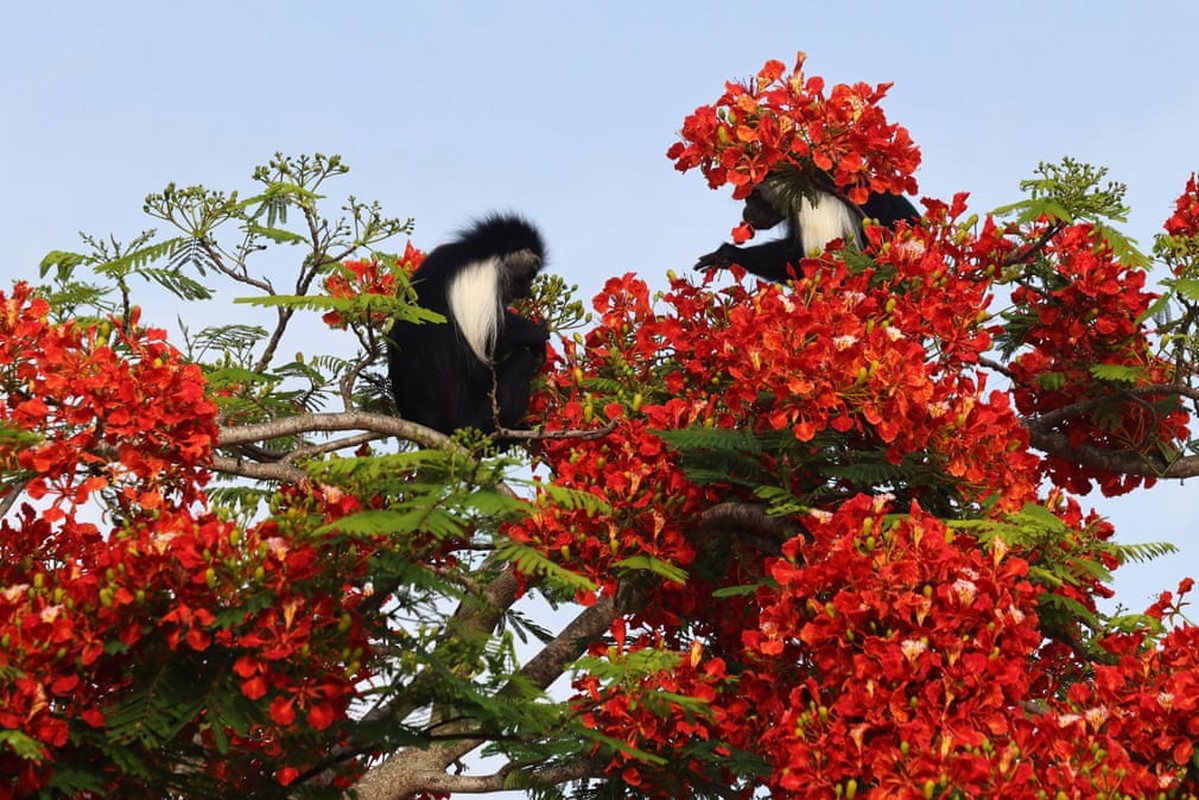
695, 173, 920, 282
388, 214, 550, 438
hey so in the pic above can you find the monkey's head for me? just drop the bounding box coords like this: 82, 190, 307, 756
461, 214, 545, 302
741, 177, 792, 231
502, 248, 542, 300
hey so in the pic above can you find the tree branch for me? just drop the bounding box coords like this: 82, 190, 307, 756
1027, 383, 1199, 432
978, 355, 1016, 381
217, 411, 455, 451
1003, 221, 1065, 267
214, 411, 616, 477
370, 757, 605, 797
352, 595, 617, 800
1026, 427, 1199, 479
208, 455, 309, 483
0, 484, 26, 519
978, 352, 1199, 479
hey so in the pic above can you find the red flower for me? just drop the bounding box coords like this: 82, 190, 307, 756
668, 51, 921, 221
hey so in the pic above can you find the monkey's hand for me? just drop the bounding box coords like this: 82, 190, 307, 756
503, 313, 551, 348
695, 244, 738, 270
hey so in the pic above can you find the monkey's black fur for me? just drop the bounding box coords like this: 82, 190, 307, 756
388, 214, 549, 437
696, 174, 920, 282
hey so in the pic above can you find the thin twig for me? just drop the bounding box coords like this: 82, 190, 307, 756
0, 485, 26, 519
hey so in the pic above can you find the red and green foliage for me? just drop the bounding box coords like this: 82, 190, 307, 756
3, 59, 1199, 799
0, 283, 380, 795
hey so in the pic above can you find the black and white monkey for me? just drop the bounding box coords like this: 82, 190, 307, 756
388, 214, 549, 437
695, 172, 920, 282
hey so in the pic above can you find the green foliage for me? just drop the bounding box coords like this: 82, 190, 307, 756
993, 159, 1154, 362
657, 424, 965, 518
105, 661, 216, 750
182, 322, 268, 363
307, 448, 547, 614
1087, 363, 1141, 383
37, 152, 416, 382
993, 157, 1147, 268
493, 539, 599, 594
0, 419, 41, 453
613, 555, 689, 585
235, 286, 438, 327
0, 729, 42, 761
39, 230, 216, 327
997, 158, 1130, 223
527, 272, 590, 335
67, 655, 250, 797
654, 426, 785, 490
950, 503, 1178, 657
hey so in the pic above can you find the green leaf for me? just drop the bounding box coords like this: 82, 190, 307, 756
614, 555, 689, 584
1115, 540, 1179, 564
493, 540, 598, 593
1037, 371, 1067, 391
1089, 363, 1141, 383
39, 249, 89, 281
243, 221, 309, 245
1176, 278, 1199, 301
0, 728, 45, 760
1015, 502, 1068, 529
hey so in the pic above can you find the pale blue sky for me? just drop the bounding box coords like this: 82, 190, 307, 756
3, 1, 1197, 609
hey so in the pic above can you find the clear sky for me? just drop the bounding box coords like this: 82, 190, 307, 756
3, 1, 1198, 611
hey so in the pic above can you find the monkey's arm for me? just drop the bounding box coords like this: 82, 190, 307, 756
858, 193, 920, 227
489, 314, 549, 432
499, 311, 550, 350
695, 239, 799, 283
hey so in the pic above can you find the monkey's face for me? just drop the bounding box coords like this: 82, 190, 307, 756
742, 189, 786, 231
502, 249, 543, 299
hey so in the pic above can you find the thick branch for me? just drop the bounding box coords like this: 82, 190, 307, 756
1026, 428, 1199, 479
697, 501, 802, 553
508, 593, 616, 694
214, 412, 614, 475
209, 412, 457, 482
447, 562, 522, 641
349, 750, 603, 798
217, 411, 455, 451
208, 455, 309, 483
977, 355, 1199, 479
347, 560, 530, 767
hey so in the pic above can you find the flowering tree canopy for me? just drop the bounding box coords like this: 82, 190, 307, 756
4, 55, 1199, 799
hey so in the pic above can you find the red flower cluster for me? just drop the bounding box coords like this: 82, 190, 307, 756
511, 58, 1199, 796
1008, 224, 1189, 495
1, 282, 217, 513
574, 628, 738, 795
747, 496, 1199, 798
511, 217, 1051, 791
1164, 173, 1199, 241
747, 496, 1046, 796
523, 195, 1039, 558
667, 52, 920, 208
0, 285, 378, 794
321, 241, 423, 329
556, 486, 1199, 797
515, 275, 712, 598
